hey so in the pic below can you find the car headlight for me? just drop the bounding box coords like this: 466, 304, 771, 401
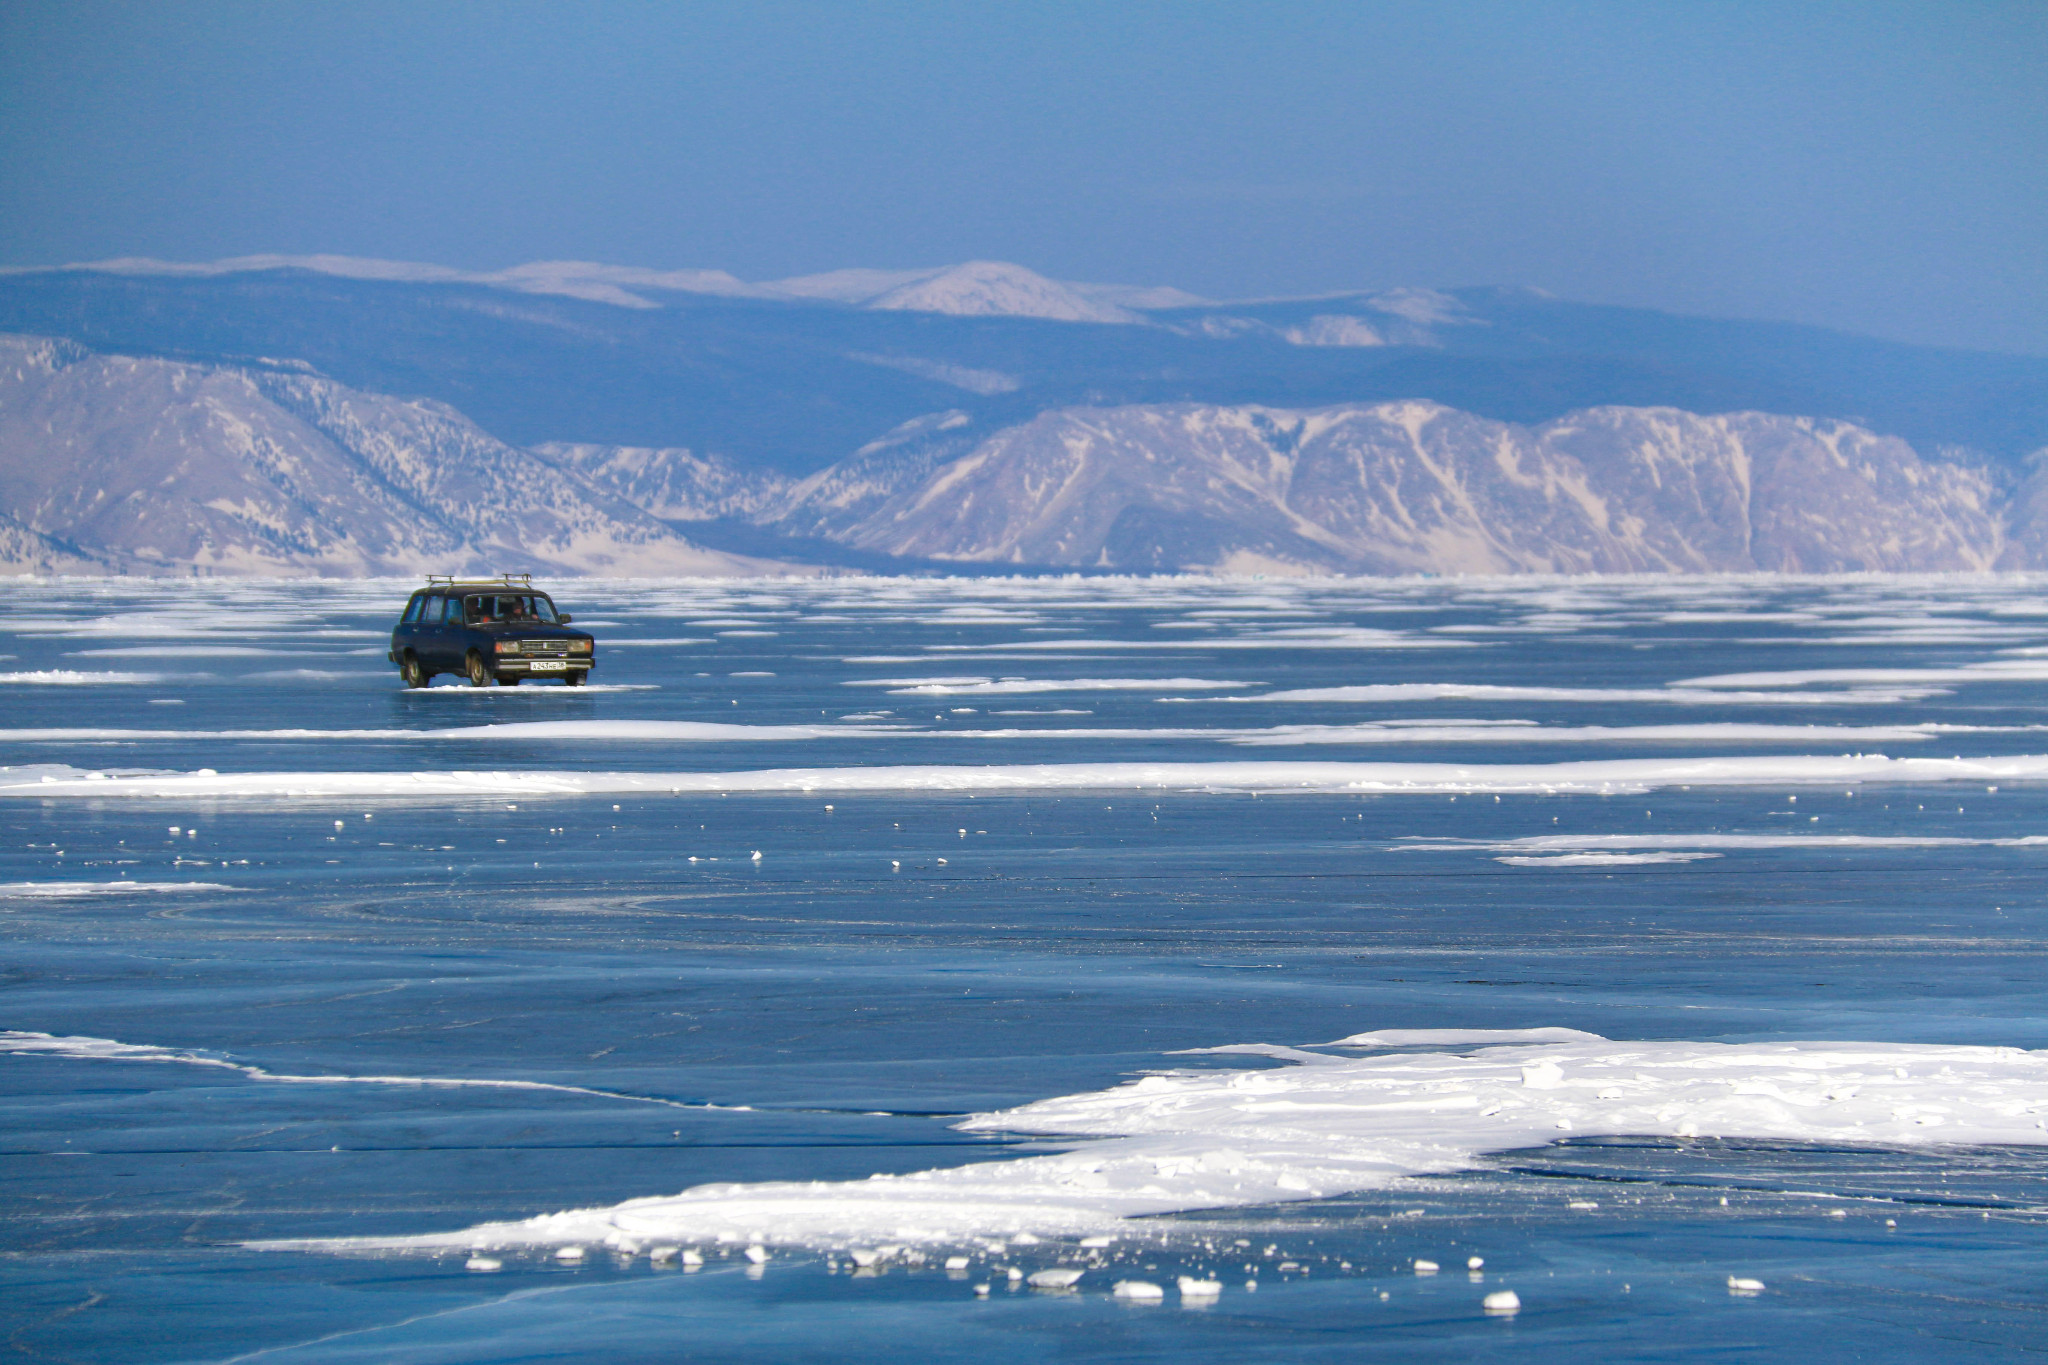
493, 641, 518, 654
570, 640, 592, 653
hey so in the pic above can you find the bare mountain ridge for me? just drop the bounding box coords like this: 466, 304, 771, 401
0, 334, 783, 576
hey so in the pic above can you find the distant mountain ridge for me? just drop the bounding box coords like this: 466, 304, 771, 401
1, 262, 2037, 481
5, 325, 2044, 578
0, 255, 2044, 578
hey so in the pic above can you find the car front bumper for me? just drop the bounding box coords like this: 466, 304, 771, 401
492, 657, 594, 674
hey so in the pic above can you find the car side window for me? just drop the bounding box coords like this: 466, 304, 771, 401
401, 595, 424, 624
429, 595, 451, 624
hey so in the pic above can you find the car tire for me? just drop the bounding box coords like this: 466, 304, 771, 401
400, 653, 428, 689
565, 672, 586, 687
466, 652, 491, 687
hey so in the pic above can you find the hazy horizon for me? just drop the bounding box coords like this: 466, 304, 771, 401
1, 1, 2042, 355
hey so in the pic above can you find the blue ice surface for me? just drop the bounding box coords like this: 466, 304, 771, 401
3, 573, 2048, 1362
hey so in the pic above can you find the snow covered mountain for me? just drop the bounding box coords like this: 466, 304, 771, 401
770, 401, 2011, 574
4, 328, 2034, 578
0, 335, 786, 577
2, 257, 2044, 579
860, 262, 1142, 324
10, 254, 1183, 323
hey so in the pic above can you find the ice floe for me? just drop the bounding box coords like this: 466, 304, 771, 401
260, 1033, 2048, 1254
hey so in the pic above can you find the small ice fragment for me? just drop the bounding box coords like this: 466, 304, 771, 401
1885, 1219, 1897, 1227
465, 1256, 501, 1272
333, 820, 344, 829
648, 1246, 678, 1264
1177, 1276, 1222, 1298
891, 860, 900, 870
744, 1244, 768, 1264
1568, 1201, 1599, 1210
1727, 1277, 1765, 1295
1828, 1209, 1847, 1218
945, 1255, 971, 1270
680, 1249, 704, 1267
1028, 1268, 1084, 1289
973, 1283, 990, 1296
1079, 1235, 1114, 1248
1006, 1267, 1024, 1281
750, 850, 762, 862
1483, 1290, 1521, 1315
1011, 1233, 1040, 1245
1467, 1256, 1484, 1270
1414, 1260, 1439, 1275
555, 1246, 586, 1262
849, 1249, 880, 1267
1113, 1280, 1165, 1300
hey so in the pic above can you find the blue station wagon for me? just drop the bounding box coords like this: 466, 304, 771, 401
388, 575, 596, 687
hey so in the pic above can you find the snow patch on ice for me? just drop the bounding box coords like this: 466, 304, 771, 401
0, 881, 239, 898
10, 752, 2048, 801
269, 1034, 2048, 1253
0, 670, 166, 685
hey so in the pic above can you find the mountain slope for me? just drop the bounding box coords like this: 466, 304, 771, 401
3, 265, 2041, 479
801, 401, 2007, 574
0, 334, 786, 576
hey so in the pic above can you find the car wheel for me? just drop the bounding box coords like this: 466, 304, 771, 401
400, 653, 429, 688
466, 652, 491, 687
564, 672, 586, 687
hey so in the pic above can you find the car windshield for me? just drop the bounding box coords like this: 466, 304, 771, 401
462, 594, 558, 625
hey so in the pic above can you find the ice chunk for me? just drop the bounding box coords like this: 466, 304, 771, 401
1177, 1276, 1222, 1298
1113, 1280, 1165, 1300
1483, 1290, 1521, 1315
1027, 1268, 1084, 1289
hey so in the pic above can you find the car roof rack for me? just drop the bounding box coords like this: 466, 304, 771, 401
425, 573, 535, 589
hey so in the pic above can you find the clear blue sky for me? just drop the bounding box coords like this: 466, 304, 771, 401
1, 0, 2041, 353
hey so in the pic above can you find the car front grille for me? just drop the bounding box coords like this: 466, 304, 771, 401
520, 640, 570, 656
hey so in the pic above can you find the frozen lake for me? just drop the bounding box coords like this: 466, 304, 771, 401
5, 572, 2048, 1362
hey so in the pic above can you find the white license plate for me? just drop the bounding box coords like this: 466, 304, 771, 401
527, 660, 568, 670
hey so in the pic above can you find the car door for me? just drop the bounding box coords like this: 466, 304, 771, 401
392, 592, 426, 663
416, 594, 450, 668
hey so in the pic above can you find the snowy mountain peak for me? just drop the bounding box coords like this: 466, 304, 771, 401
862, 261, 1142, 325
